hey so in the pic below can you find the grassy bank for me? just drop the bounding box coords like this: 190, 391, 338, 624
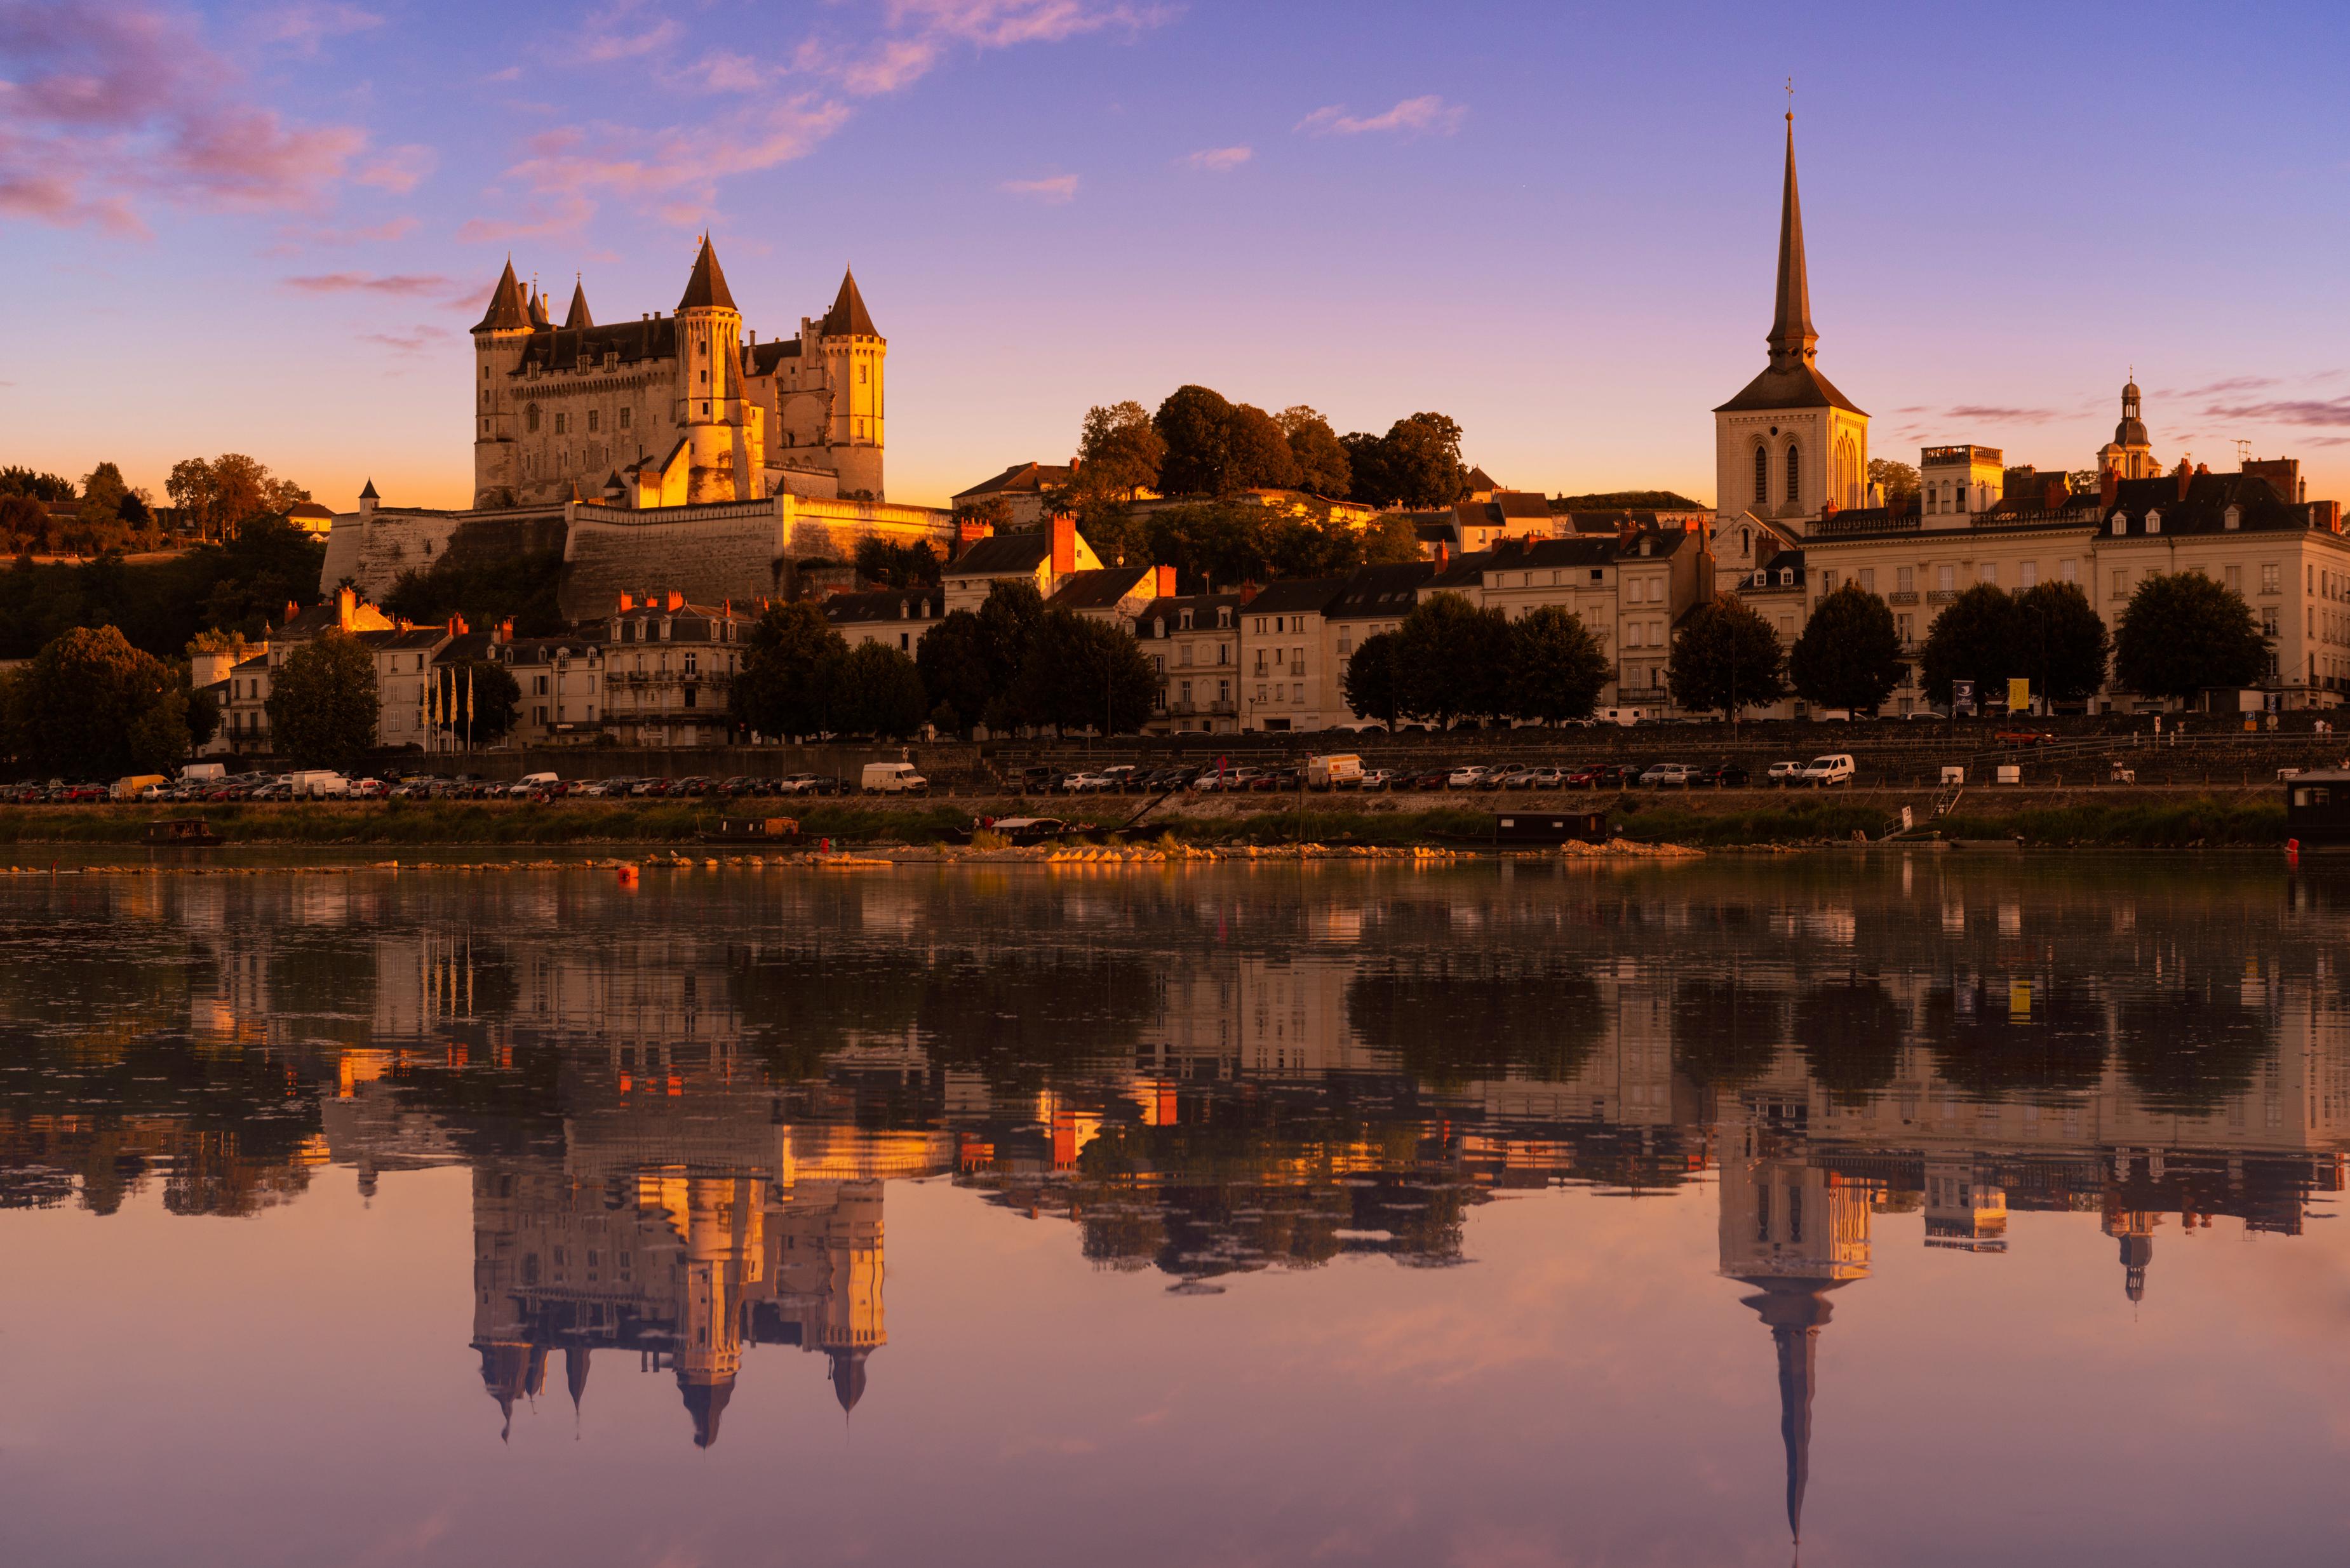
1931, 796, 2283, 847
0, 800, 974, 847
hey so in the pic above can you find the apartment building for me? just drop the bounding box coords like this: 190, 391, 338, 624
499, 633, 606, 745
1240, 578, 1346, 731
1135, 592, 1244, 734
596, 593, 748, 746
824, 588, 941, 654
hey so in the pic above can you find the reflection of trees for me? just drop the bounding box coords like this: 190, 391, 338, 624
1922, 980, 2109, 1099
1674, 979, 1785, 1089
728, 944, 925, 1081
1346, 957, 1602, 1087
1793, 981, 1905, 1103
2118, 982, 2269, 1115
265, 932, 379, 1046
915, 948, 1156, 1089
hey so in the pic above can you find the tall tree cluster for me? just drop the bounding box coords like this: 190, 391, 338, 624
1917, 580, 2111, 707
1342, 592, 1609, 727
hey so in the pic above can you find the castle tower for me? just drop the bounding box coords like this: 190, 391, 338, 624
470, 260, 534, 507
674, 238, 763, 505
819, 269, 885, 500
820, 1180, 886, 1413
673, 1172, 758, 1448
1712, 113, 1869, 528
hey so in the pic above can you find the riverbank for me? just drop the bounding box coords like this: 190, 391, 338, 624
0, 786, 2290, 850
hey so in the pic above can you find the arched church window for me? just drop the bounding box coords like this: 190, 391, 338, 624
526, 404, 540, 433
1785, 444, 1801, 504
1753, 446, 1769, 506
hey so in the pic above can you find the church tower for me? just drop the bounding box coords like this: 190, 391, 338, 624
1712, 113, 1869, 532
819, 269, 885, 500
674, 238, 764, 504
2097, 378, 2158, 479
470, 260, 534, 507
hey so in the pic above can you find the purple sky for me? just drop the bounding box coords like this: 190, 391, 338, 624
4, 0, 2346, 513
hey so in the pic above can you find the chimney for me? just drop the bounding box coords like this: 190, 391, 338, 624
1051, 514, 1076, 578
667, 590, 685, 611
336, 585, 356, 632
1155, 565, 1178, 599
617, 592, 634, 613
2100, 467, 2119, 509
1818, 501, 1839, 522
2177, 461, 2192, 502
498, 618, 513, 644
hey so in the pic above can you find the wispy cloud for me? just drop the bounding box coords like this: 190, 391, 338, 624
264, 214, 417, 253
811, 1, 1169, 97
460, 97, 851, 238
2205, 398, 2350, 427
355, 144, 435, 194
675, 50, 765, 93
358, 324, 453, 354
1000, 173, 1078, 203
577, 0, 678, 64
283, 271, 456, 296
1296, 95, 1464, 137
0, 1, 370, 234
252, 1, 380, 55
2173, 375, 2279, 398
1944, 405, 2062, 423
1181, 145, 1250, 171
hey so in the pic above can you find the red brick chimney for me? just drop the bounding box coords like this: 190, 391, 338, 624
2176, 460, 2192, 502
617, 592, 634, 613
666, 590, 685, 611
1238, 580, 1260, 605
1051, 513, 1076, 577
2100, 467, 2119, 509
448, 613, 467, 638
1155, 565, 1177, 598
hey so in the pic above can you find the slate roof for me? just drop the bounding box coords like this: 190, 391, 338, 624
1713, 360, 1867, 415
1322, 563, 1435, 619
822, 269, 879, 337
823, 589, 942, 625
1242, 577, 1346, 615
749, 338, 805, 373
1046, 565, 1155, 612
1134, 593, 1244, 638
677, 238, 737, 312
515, 316, 680, 373
562, 281, 592, 330
474, 260, 530, 332
946, 532, 1054, 575
1487, 535, 1621, 572
954, 462, 1073, 502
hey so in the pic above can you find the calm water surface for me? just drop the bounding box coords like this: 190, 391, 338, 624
4, 855, 2349, 1567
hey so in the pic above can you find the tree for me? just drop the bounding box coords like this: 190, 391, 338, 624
8, 626, 189, 779
1667, 596, 1787, 717
825, 641, 928, 737
1265, 514, 1362, 580
1342, 631, 1400, 725
0, 494, 49, 553
1374, 413, 1468, 508
76, 462, 132, 533
185, 685, 220, 749
1789, 584, 1905, 712
1508, 605, 1611, 724
1866, 458, 1919, 505
2013, 580, 2110, 706
1277, 406, 1352, 497
974, 580, 1046, 731
1010, 608, 1157, 735
431, 660, 521, 744
2114, 572, 2267, 704
1340, 431, 1392, 507
1074, 401, 1166, 499
916, 611, 993, 734
266, 631, 379, 770
853, 537, 941, 589
166, 453, 307, 542
1917, 584, 2022, 707
1361, 511, 1423, 565
1394, 591, 1512, 725
1553, 490, 1707, 510
1153, 385, 1237, 496
198, 515, 330, 636
0, 467, 76, 504
730, 601, 848, 740
1222, 403, 1301, 492
1141, 503, 1272, 592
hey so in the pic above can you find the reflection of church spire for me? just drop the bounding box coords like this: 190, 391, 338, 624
477, 1341, 546, 1444
565, 1344, 592, 1411
829, 1346, 869, 1414
1738, 1278, 1841, 1547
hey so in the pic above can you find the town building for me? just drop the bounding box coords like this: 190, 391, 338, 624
1045, 563, 1174, 624
951, 462, 1073, 528
1239, 577, 1348, 730
1134, 592, 1244, 733
594, 593, 748, 747
939, 517, 1104, 614
493, 631, 607, 746
824, 588, 943, 655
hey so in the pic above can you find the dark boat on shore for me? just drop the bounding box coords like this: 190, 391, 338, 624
142, 818, 222, 848
697, 816, 803, 847
945, 816, 1071, 847
2284, 770, 2350, 847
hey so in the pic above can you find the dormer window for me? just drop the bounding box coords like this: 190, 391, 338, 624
2112, 513, 2126, 534
1218, 607, 1231, 627
2225, 506, 2241, 530
2146, 509, 2162, 534
1179, 608, 1194, 630
1778, 568, 1794, 586
1152, 619, 1165, 638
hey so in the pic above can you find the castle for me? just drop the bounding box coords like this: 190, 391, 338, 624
471, 238, 885, 508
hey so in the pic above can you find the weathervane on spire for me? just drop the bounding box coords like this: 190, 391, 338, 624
1785, 76, 1794, 121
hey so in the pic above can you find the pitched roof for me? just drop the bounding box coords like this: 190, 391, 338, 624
823, 589, 941, 625
947, 531, 1054, 575
748, 338, 804, 373
1322, 563, 1435, 619
1243, 577, 1346, 615
474, 260, 530, 332
1489, 535, 1620, 571
1133, 592, 1245, 636
515, 316, 679, 373
1046, 565, 1155, 612
2106, 472, 2309, 533
677, 237, 737, 313
527, 284, 551, 328
359, 478, 379, 500
1465, 465, 1500, 492
1714, 360, 1866, 415
1494, 490, 1550, 520
954, 462, 1073, 501
562, 279, 592, 330
822, 268, 878, 337
1769, 116, 1816, 368
1427, 551, 1495, 591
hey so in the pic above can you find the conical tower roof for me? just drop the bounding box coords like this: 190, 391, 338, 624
677, 236, 738, 312
822, 267, 878, 337
563, 278, 593, 330
527, 283, 551, 329
473, 260, 530, 332
1767, 114, 1816, 371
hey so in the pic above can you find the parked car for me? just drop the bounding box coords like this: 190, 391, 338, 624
1447, 765, 1493, 789
1517, 766, 1566, 791
1639, 763, 1697, 788
1354, 768, 1394, 792
1060, 772, 1116, 793
1800, 753, 1856, 786
1407, 768, 1449, 791
1766, 761, 1805, 787
1480, 768, 1525, 791
1699, 762, 1752, 787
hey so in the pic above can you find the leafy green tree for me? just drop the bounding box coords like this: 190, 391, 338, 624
2014, 580, 2110, 706
1223, 403, 1301, 492
825, 641, 929, 737
1360, 511, 1423, 565
2114, 572, 2266, 704
0, 494, 50, 553
430, 660, 520, 744
974, 580, 1047, 731
0, 467, 76, 504
1340, 431, 1391, 507
1350, 413, 1467, 508
853, 537, 941, 589
1277, 407, 1352, 497
1075, 401, 1167, 499
1394, 591, 1511, 724
1010, 608, 1158, 734
1666, 596, 1787, 717
915, 610, 992, 734
265, 630, 379, 770
1789, 584, 1905, 712
198, 516, 330, 637
1866, 457, 1919, 504
1552, 490, 1707, 509
165, 453, 307, 542
385, 543, 565, 636
8, 626, 190, 779
732, 601, 849, 740
1917, 584, 2022, 707
185, 685, 220, 749
1265, 514, 1362, 579
1141, 502, 1272, 592
1153, 384, 1238, 496
1342, 631, 1400, 725
1508, 605, 1611, 724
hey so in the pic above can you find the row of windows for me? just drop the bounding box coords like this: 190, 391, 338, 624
526, 405, 631, 435
1753, 441, 1801, 506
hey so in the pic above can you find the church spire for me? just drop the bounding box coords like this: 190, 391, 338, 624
1768, 113, 1817, 371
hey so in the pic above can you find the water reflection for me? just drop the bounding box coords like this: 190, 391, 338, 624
3, 858, 2348, 1561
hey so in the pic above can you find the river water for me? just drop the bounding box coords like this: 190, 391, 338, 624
3, 855, 2347, 1567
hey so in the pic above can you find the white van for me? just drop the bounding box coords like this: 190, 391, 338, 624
1305, 754, 1363, 790
861, 761, 929, 796
181, 762, 227, 783
518, 771, 559, 789
1599, 706, 1653, 727
1800, 754, 1856, 787
286, 770, 351, 799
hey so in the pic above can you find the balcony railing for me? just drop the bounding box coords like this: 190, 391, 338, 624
1927, 589, 1959, 603
1886, 590, 1919, 605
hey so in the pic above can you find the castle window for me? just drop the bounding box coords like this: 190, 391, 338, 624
859, 365, 868, 384
527, 404, 540, 433
588, 409, 600, 433
1753, 445, 1768, 505
1784, 443, 1800, 504
554, 412, 568, 435
619, 407, 630, 430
